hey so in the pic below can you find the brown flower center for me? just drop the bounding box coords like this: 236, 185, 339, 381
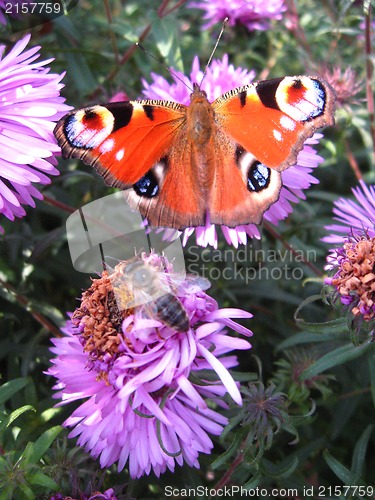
72, 267, 135, 363
332, 237, 375, 320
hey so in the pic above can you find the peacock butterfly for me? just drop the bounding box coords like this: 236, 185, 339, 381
54, 75, 335, 230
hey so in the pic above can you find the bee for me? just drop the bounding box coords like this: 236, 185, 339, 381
113, 257, 210, 333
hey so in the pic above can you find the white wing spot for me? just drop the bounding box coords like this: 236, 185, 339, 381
99, 138, 115, 154
280, 115, 296, 131
273, 129, 283, 142
116, 148, 125, 161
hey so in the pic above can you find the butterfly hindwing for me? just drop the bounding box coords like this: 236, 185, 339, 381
213, 76, 335, 171
208, 133, 282, 226
125, 127, 207, 228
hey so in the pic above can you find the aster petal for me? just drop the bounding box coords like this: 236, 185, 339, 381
197, 344, 242, 405
177, 375, 207, 409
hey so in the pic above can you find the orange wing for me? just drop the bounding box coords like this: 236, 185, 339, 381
207, 128, 282, 227
213, 76, 335, 171
125, 124, 207, 228
54, 100, 186, 187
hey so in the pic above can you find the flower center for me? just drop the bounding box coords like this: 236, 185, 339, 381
331, 237, 375, 320
72, 269, 134, 364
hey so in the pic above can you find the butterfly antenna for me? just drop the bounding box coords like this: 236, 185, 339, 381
136, 42, 193, 92
200, 17, 229, 87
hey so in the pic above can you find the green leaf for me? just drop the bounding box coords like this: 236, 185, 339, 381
351, 425, 373, 482
211, 434, 242, 470
5, 405, 35, 429
52, 9, 83, 39
323, 427, 373, 486
276, 331, 343, 350
21, 442, 34, 464
243, 469, 262, 489
151, 16, 183, 71
0, 485, 14, 500
294, 295, 349, 334
298, 317, 349, 334
323, 449, 352, 483
18, 481, 35, 499
28, 471, 58, 490
219, 412, 244, 441
259, 456, 299, 479
28, 426, 63, 465
0, 378, 29, 405
300, 342, 372, 380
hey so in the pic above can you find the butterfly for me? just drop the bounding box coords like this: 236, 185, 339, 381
54, 75, 335, 230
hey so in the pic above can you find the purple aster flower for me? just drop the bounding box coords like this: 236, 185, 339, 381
47, 252, 252, 478
142, 55, 325, 248
323, 181, 375, 246
0, 34, 71, 233
189, 0, 285, 32
323, 182, 375, 321
325, 235, 375, 321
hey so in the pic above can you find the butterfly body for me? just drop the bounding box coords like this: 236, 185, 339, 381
55, 76, 335, 229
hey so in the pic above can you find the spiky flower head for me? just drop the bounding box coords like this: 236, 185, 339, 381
241, 382, 288, 449
320, 66, 363, 108
326, 234, 375, 321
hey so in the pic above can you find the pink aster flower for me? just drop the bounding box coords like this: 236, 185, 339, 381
189, 0, 286, 32
323, 182, 375, 321
0, 34, 71, 233
323, 181, 375, 247
325, 235, 375, 321
142, 55, 325, 248
47, 253, 252, 478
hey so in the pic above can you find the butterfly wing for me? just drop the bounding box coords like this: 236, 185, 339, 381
205, 76, 335, 227
54, 100, 187, 187
54, 76, 335, 230
54, 100, 207, 228
208, 130, 282, 226
125, 126, 207, 228
213, 76, 335, 171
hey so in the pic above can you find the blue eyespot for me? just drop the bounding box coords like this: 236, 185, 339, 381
247, 162, 271, 192
134, 171, 159, 198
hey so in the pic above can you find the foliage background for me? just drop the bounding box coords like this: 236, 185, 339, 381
0, 0, 374, 498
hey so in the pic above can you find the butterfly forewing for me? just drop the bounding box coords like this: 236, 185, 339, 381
54, 100, 187, 187
213, 76, 335, 171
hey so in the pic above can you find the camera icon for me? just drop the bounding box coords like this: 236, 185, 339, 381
66, 191, 186, 307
